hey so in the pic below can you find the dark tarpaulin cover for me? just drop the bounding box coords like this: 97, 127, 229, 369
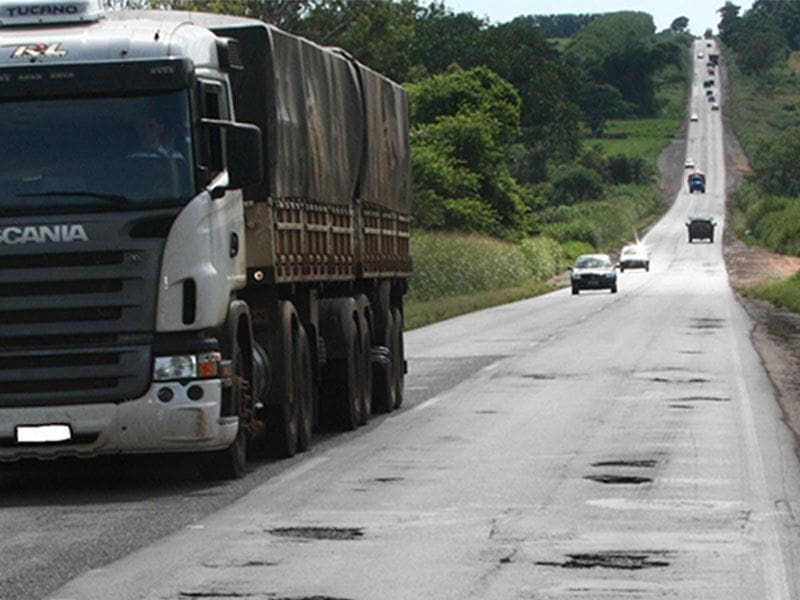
205, 17, 409, 214
354, 62, 412, 214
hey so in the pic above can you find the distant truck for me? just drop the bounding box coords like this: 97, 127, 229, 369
687, 217, 716, 243
688, 171, 706, 193
0, 1, 411, 478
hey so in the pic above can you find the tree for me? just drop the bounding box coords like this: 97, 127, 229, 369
717, 2, 741, 45
408, 66, 528, 233
670, 16, 689, 33
575, 82, 633, 136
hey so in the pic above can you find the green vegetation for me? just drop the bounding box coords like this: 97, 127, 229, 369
405, 232, 565, 328
741, 272, 800, 313
724, 1, 800, 256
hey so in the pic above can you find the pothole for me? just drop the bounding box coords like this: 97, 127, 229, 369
592, 460, 657, 468
584, 474, 652, 485
650, 377, 710, 383
179, 592, 257, 599
690, 318, 725, 329
679, 350, 703, 355
267, 527, 364, 541
374, 477, 403, 483
475, 410, 498, 414
669, 404, 694, 409
537, 551, 670, 570
202, 560, 278, 569
521, 373, 557, 380
673, 396, 730, 402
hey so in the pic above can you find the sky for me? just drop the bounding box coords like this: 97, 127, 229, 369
443, 0, 755, 35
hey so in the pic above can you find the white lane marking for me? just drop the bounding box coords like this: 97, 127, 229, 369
730, 323, 793, 600
411, 396, 441, 412
270, 456, 329, 487
483, 361, 501, 372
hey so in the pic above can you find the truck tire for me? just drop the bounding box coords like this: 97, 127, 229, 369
391, 306, 405, 409
371, 309, 396, 414
320, 298, 362, 430
355, 296, 372, 426
571, 286, 579, 295
294, 325, 314, 452
200, 340, 249, 480
263, 301, 299, 458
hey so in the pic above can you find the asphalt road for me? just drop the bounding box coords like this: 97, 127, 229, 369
4, 40, 800, 600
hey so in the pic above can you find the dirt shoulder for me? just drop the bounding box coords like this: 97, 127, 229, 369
717, 65, 800, 445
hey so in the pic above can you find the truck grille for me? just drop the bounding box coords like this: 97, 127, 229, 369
0, 213, 170, 408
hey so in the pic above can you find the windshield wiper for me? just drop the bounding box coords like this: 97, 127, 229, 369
17, 191, 134, 207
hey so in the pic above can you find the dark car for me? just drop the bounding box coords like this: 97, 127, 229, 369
687, 217, 716, 243
571, 254, 617, 294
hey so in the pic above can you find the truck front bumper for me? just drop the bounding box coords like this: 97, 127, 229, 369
0, 379, 237, 461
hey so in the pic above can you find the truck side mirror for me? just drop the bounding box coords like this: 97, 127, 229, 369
200, 118, 263, 193
225, 122, 263, 191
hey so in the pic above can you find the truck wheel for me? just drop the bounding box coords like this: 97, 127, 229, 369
355, 296, 372, 426
263, 302, 299, 458
645, 262, 650, 272
320, 298, 362, 431
200, 341, 249, 480
571, 286, 579, 295
294, 325, 314, 452
371, 309, 395, 414
391, 306, 405, 409
610, 284, 618, 294
709, 234, 714, 243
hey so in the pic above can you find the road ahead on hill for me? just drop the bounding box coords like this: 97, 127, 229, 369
4, 40, 800, 600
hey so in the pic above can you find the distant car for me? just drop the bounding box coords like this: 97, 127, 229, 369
619, 244, 649, 272
707, 67, 715, 75
708, 95, 716, 103
690, 113, 699, 122
684, 157, 695, 169
706, 89, 714, 96
711, 103, 720, 111
703, 78, 714, 88
706, 42, 712, 48
571, 254, 617, 294
687, 217, 716, 243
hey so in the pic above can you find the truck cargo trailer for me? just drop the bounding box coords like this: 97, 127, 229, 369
0, 0, 411, 478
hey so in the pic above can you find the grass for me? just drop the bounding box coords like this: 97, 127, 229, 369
727, 55, 800, 156
585, 118, 680, 162
741, 273, 800, 313
405, 280, 556, 330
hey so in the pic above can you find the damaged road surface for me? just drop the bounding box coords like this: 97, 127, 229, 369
9, 40, 800, 600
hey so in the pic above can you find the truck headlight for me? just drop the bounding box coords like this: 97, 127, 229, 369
153, 352, 227, 381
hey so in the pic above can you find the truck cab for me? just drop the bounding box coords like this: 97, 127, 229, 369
0, 0, 262, 476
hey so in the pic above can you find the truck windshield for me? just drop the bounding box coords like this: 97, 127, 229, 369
0, 91, 194, 215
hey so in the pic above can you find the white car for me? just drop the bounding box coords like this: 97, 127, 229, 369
690, 113, 699, 122
697, 51, 704, 58
619, 244, 649, 272
711, 103, 720, 111
684, 158, 695, 169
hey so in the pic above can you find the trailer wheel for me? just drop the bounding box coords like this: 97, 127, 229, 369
200, 341, 249, 480
355, 296, 372, 426
263, 301, 299, 458
391, 306, 405, 409
357, 311, 372, 425
320, 298, 362, 431
295, 325, 314, 452
371, 309, 396, 414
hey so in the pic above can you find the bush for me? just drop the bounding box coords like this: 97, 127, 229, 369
550, 165, 604, 205
606, 154, 653, 184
